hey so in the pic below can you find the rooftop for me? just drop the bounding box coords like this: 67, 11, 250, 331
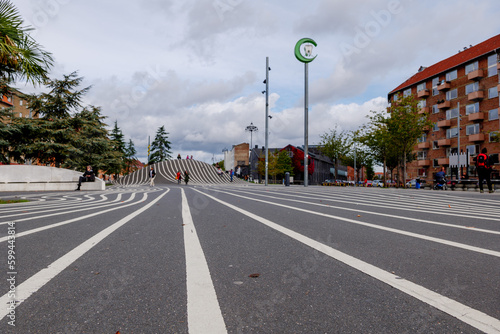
389, 34, 500, 95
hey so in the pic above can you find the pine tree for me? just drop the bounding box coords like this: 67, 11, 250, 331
124, 139, 137, 174
149, 126, 172, 164
108, 120, 126, 177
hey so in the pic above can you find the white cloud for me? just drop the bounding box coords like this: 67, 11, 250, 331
11, 0, 500, 164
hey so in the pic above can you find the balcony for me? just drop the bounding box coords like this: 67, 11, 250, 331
437, 138, 451, 146
469, 133, 485, 142
437, 119, 451, 128
417, 89, 430, 98
437, 82, 450, 91
497, 83, 500, 93
467, 69, 484, 81
417, 142, 430, 149
437, 100, 451, 109
468, 112, 485, 122
437, 158, 449, 165
418, 107, 429, 114
417, 159, 431, 167
468, 90, 484, 101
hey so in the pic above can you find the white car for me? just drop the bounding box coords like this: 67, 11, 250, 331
372, 180, 384, 187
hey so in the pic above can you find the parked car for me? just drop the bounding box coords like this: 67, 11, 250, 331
372, 180, 384, 187
365, 180, 373, 187
406, 179, 426, 188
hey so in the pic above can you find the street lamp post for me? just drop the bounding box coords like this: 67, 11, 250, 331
264, 57, 270, 186
245, 122, 258, 181
295, 38, 318, 187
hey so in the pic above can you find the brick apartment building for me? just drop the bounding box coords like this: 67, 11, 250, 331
0, 88, 32, 119
388, 34, 500, 182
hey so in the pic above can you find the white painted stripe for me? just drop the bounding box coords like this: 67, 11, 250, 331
0, 192, 148, 242
207, 188, 500, 258
193, 189, 500, 334
227, 188, 500, 235
181, 189, 227, 334
0, 189, 170, 321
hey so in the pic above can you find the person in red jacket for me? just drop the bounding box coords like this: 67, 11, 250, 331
476, 148, 493, 193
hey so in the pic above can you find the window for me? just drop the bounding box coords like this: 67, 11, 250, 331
488, 54, 498, 77
446, 70, 457, 81
446, 89, 457, 100
446, 107, 459, 120
446, 147, 458, 157
418, 134, 427, 143
417, 83, 426, 92
465, 82, 479, 94
18, 112, 22, 117
417, 100, 426, 108
19, 100, 23, 106
466, 123, 480, 135
466, 144, 480, 156
403, 88, 411, 97
433, 141, 439, 149
432, 123, 439, 131
488, 87, 498, 99
465, 61, 479, 74
393, 94, 399, 102
489, 109, 499, 120
490, 131, 499, 143
466, 102, 480, 115
432, 104, 439, 114
446, 127, 458, 138
7, 96, 11, 102
432, 77, 439, 96
417, 151, 428, 160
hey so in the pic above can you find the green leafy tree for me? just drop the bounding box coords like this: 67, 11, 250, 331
0, 106, 14, 162
276, 150, 293, 180
320, 125, 352, 180
386, 95, 432, 186
0, 0, 53, 85
149, 125, 172, 164
341, 146, 373, 183
257, 150, 278, 183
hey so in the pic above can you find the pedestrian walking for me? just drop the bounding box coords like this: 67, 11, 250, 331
176, 171, 182, 184
230, 169, 233, 182
149, 166, 156, 186
184, 170, 190, 185
476, 148, 494, 193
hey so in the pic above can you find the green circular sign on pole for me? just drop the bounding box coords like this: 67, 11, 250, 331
294, 38, 317, 63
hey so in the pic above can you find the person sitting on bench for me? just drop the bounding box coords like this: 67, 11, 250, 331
76, 165, 95, 191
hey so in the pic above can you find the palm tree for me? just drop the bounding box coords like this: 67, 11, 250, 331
0, 0, 53, 85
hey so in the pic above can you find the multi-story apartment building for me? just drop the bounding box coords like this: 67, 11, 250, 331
388, 34, 500, 182
0, 88, 33, 120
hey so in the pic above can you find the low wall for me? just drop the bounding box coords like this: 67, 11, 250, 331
0, 165, 105, 191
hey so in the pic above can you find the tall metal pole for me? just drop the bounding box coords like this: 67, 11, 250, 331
304, 62, 309, 187
457, 102, 461, 182
265, 57, 269, 186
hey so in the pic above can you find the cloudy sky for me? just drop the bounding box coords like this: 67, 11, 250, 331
13, 0, 500, 164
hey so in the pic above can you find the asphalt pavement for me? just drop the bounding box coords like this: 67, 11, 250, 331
0, 185, 498, 333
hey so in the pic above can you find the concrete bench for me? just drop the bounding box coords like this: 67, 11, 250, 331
0, 165, 105, 191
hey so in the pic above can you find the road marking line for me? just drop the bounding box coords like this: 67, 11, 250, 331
181, 188, 227, 334
194, 188, 500, 334
0, 189, 170, 321
206, 188, 500, 258
225, 188, 500, 235
0, 193, 149, 242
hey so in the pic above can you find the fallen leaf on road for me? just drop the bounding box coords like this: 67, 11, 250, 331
357, 215, 361, 217
249, 273, 260, 278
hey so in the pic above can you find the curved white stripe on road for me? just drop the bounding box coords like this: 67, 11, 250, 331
194, 188, 500, 334
0, 189, 170, 322
181, 188, 227, 334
